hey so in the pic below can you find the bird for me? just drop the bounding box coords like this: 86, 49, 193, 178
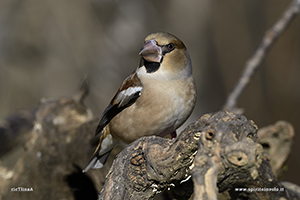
83, 32, 197, 172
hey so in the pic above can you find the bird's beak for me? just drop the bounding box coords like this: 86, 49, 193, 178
139, 39, 162, 63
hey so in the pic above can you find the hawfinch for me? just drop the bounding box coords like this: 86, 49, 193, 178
83, 32, 197, 172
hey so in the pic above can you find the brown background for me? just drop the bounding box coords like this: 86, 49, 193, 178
0, 0, 299, 185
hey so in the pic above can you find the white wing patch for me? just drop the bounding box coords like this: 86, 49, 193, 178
117, 86, 143, 107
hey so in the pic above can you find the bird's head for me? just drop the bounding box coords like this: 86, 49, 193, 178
138, 32, 192, 79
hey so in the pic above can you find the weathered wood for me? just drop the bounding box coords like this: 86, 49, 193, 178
257, 120, 294, 177
0, 81, 299, 200
99, 121, 200, 200
98, 111, 300, 200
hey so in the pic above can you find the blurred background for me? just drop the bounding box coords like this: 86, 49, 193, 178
0, 0, 299, 185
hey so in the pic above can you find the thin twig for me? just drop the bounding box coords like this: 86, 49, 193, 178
223, 0, 300, 113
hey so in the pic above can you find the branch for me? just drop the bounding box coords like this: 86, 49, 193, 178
99, 123, 199, 200
99, 111, 300, 200
223, 0, 300, 113
257, 121, 294, 177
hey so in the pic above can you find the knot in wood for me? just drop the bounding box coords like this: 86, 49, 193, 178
196, 111, 261, 169
131, 152, 144, 166
227, 151, 249, 166
205, 129, 215, 140
223, 140, 263, 169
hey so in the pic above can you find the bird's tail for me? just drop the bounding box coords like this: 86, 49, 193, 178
82, 126, 115, 173
82, 150, 112, 173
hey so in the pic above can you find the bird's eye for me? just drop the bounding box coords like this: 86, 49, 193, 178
167, 43, 175, 51
162, 43, 175, 55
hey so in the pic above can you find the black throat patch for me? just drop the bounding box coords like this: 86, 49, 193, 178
141, 58, 161, 73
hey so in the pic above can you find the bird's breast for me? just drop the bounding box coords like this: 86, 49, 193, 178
109, 76, 196, 143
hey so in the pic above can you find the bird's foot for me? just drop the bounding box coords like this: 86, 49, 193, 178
171, 131, 177, 140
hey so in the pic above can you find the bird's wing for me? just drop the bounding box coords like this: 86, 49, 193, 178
95, 71, 143, 135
